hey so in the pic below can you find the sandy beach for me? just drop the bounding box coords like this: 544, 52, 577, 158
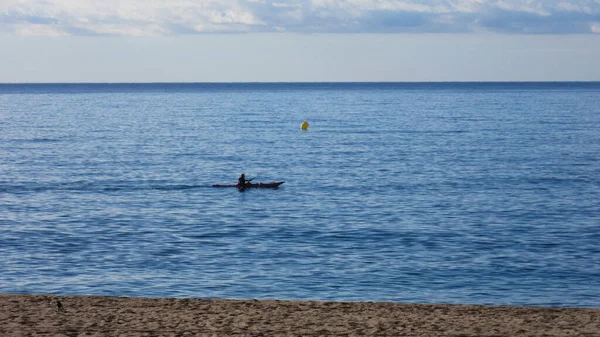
1, 294, 598, 336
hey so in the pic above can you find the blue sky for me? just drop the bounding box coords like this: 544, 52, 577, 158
1, 0, 599, 82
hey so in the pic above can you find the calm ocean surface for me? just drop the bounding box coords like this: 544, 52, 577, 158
1, 82, 599, 307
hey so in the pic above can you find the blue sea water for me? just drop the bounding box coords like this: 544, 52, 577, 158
1, 82, 599, 308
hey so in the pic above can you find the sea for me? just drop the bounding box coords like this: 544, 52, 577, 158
1, 82, 599, 308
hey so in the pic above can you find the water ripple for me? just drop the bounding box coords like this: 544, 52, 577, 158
1, 83, 599, 307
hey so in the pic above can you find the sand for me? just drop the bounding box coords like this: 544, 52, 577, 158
1, 294, 598, 336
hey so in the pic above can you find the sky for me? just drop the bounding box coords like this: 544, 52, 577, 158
1, 0, 599, 82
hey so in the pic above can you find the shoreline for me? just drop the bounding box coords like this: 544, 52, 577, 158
2, 294, 599, 336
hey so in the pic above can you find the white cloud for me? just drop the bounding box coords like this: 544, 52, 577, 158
1, 0, 599, 36
13, 23, 67, 37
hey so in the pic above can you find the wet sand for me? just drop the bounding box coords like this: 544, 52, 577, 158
1, 294, 598, 336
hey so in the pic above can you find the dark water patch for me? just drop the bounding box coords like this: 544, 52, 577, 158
0, 181, 213, 194
11, 137, 68, 143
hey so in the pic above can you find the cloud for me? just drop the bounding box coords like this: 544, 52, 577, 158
475, 3, 600, 33
1, 0, 599, 36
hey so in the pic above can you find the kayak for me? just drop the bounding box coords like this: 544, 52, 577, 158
212, 181, 285, 188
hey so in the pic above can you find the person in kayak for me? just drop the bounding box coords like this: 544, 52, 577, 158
238, 173, 251, 188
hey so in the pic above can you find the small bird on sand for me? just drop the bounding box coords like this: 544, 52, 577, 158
56, 299, 64, 312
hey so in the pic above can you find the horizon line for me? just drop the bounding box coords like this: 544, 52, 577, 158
2, 81, 600, 85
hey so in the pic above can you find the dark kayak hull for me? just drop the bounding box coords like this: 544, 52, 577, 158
212, 181, 284, 188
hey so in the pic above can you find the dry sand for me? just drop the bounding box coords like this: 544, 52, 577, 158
1, 294, 598, 336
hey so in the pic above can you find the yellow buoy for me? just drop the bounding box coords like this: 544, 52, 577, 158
301, 121, 309, 130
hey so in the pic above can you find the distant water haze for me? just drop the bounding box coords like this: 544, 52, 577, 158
1, 34, 599, 83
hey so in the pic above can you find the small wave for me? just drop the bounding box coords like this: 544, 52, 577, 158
8, 137, 66, 143
0, 182, 213, 194
102, 184, 212, 192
